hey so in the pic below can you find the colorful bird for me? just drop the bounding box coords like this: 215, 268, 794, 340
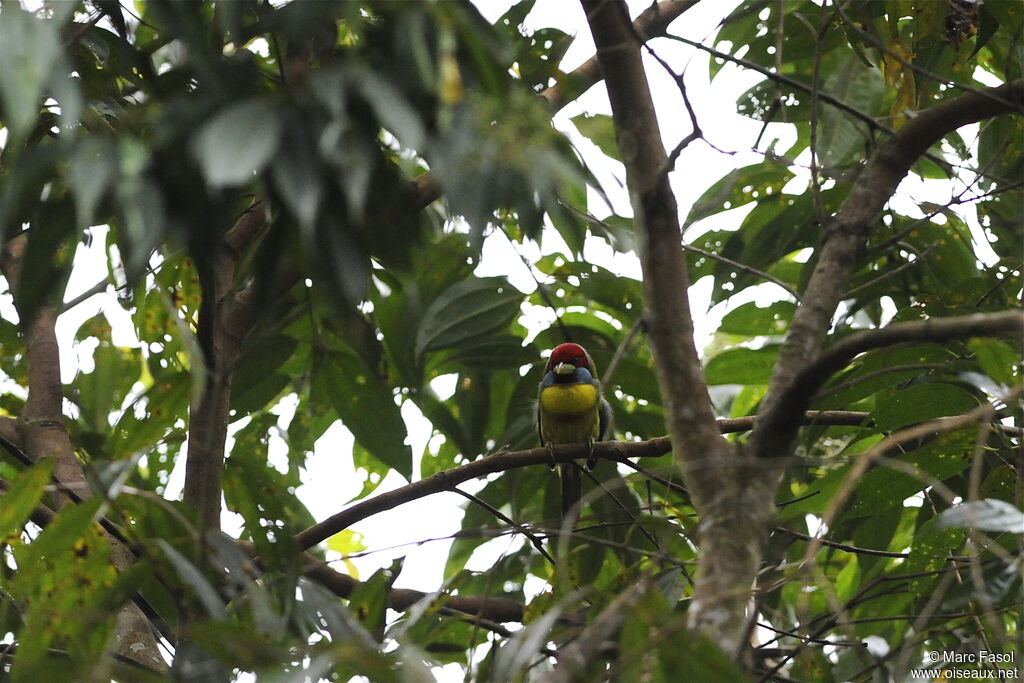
537, 342, 612, 519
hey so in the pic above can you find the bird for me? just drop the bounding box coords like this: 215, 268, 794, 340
537, 342, 612, 519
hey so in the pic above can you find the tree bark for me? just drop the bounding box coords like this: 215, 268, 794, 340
751, 79, 1024, 462
0, 235, 167, 673
181, 202, 278, 530
580, 0, 774, 658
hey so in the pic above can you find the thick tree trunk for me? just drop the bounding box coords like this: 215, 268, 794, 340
580, 0, 775, 658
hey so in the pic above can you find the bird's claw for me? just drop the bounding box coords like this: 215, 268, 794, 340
547, 443, 557, 471
584, 438, 598, 471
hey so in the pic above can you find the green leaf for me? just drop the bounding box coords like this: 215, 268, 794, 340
10, 498, 114, 683
299, 579, 379, 650
356, 70, 426, 149
0, 7, 63, 144
683, 164, 794, 228
619, 585, 672, 682
414, 277, 523, 359
321, 352, 412, 479
156, 540, 228, 618
348, 560, 402, 642
68, 137, 118, 228
270, 122, 324, 230
326, 529, 367, 578
570, 113, 620, 161
817, 53, 886, 167
192, 99, 283, 187
230, 334, 298, 415
349, 441, 390, 502
935, 499, 1024, 533
492, 603, 563, 682
816, 343, 954, 409
718, 301, 796, 336
905, 518, 965, 599
846, 431, 974, 517
704, 345, 779, 385
0, 460, 52, 541
658, 629, 749, 682
74, 341, 138, 435
109, 372, 191, 459
967, 338, 1019, 386
428, 335, 535, 374
871, 383, 977, 432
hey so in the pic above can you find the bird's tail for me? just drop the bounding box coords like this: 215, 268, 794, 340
559, 463, 581, 521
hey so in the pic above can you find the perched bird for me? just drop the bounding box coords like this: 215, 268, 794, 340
537, 342, 612, 519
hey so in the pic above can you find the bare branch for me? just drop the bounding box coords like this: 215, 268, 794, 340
59, 276, 110, 313
291, 409, 874, 564
601, 314, 646, 390
664, 32, 893, 136
841, 243, 938, 300
301, 553, 528, 623
774, 527, 909, 559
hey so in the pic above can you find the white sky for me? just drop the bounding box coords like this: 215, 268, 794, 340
0, 1, 1004, 676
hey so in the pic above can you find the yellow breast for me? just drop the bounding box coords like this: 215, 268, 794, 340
539, 382, 599, 417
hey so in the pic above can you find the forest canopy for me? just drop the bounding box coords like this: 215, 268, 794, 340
0, 0, 1021, 681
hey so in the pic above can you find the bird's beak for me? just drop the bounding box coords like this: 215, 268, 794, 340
553, 362, 576, 375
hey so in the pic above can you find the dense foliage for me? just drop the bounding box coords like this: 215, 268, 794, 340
0, 0, 1020, 681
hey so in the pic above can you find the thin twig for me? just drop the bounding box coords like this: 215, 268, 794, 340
681, 242, 801, 300
774, 526, 908, 558
601, 314, 646, 391
59, 277, 111, 313
842, 242, 938, 299
451, 487, 555, 565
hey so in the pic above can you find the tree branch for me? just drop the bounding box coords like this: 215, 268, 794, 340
752, 79, 1024, 461
544, 0, 700, 112
664, 32, 894, 136
682, 243, 801, 301
182, 201, 302, 530
291, 408, 876, 550
59, 276, 110, 313
580, 0, 773, 658
0, 417, 19, 449
755, 310, 1024, 460
452, 487, 555, 565
301, 554, 527, 623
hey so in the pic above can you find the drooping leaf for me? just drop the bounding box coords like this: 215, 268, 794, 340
0, 6, 64, 144
320, 351, 412, 479
570, 113, 620, 162
935, 499, 1024, 533
414, 277, 523, 359
192, 99, 283, 188
0, 460, 52, 541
